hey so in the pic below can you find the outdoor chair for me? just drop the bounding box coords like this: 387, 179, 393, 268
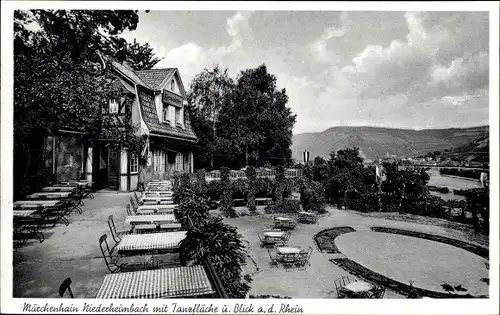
258, 233, 275, 248
126, 204, 135, 216
134, 191, 143, 206
368, 286, 386, 299
59, 277, 74, 298
99, 234, 125, 273
266, 248, 279, 268
108, 215, 132, 244
130, 197, 139, 212
306, 246, 313, 265
282, 253, 296, 272
294, 252, 309, 270
42, 204, 71, 226
125, 205, 157, 233
334, 276, 352, 298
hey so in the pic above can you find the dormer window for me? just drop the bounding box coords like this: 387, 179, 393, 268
175, 107, 181, 126
163, 105, 170, 123
170, 80, 175, 91
109, 99, 119, 114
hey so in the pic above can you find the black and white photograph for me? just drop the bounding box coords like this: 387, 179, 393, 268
1, 1, 499, 314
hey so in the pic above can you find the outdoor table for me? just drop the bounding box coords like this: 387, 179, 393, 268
276, 246, 303, 263
125, 214, 176, 226
95, 265, 214, 299
27, 192, 72, 199
60, 181, 90, 188
13, 200, 63, 209
159, 223, 183, 231
275, 216, 292, 221
146, 186, 171, 191
137, 204, 176, 214
339, 281, 375, 298
13, 209, 38, 217
298, 211, 318, 223
276, 246, 302, 255
116, 231, 186, 256
42, 186, 77, 193
143, 191, 173, 198
142, 196, 174, 205
263, 231, 285, 238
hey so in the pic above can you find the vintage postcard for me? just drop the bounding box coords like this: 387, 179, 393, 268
1, 1, 499, 314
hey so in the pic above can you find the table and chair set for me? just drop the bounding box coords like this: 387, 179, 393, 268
94, 179, 217, 299
13, 180, 93, 246
334, 276, 386, 299
258, 215, 316, 271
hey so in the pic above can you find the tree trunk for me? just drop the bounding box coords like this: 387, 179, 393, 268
245, 144, 249, 167
211, 116, 216, 170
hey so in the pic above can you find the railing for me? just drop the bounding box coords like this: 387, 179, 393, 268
205, 168, 302, 181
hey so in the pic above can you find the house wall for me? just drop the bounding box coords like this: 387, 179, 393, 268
120, 149, 128, 191
55, 135, 85, 182
138, 149, 193, 183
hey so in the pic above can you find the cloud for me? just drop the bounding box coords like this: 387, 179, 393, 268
309, 12, 348, 63
131, 11, 489, 133
289, 11, 489, 133
158, 11, 254, 84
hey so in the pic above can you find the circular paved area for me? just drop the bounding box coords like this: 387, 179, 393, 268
335, 231, 489, 296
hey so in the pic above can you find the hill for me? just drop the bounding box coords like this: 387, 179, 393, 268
291, 125, 489, 161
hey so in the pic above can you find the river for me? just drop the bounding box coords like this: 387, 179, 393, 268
426, 168, 482, 201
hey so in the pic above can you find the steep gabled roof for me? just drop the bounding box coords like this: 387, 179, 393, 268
135, 68, 176, 91
110, 60, 149, 88
137, 85, 197, 142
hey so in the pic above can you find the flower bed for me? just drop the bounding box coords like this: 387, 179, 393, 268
313, 226, 356, 253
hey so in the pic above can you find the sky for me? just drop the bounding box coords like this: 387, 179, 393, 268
120, 10, 490, 134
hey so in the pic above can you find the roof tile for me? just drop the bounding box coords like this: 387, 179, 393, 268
137, 86, 197, 142
135, 69, 176, 91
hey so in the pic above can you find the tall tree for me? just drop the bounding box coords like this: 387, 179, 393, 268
187, 65, 234, 169
118, 38, 163, 70
225, 64, 296, 167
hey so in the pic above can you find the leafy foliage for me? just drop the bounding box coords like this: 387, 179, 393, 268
245, 166, 257, 211
179, 217, 251, 298
266, 199, 301, 214
187, 64, 296, 169
220, 167, 236, 217
119, 38, 163, 70
299, 179, 326, 213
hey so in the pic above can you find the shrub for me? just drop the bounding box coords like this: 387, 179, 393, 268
246, 166, 257, 212
179, 217, 251, 297
207, 180, 223, 201
174, 188, 210, 229
267, 199, 301, 214
194, 169, 208, 196
220, 167, 236, 217
300, 179, 326, 213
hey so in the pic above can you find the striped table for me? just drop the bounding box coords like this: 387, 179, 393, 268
142, 197, 174, 205
143, 192, 173, 198
42, 186, 77, 193
125, 214, 176, 225
95, 266, 214, 299
276, 247, 302, 255
13, 200, 63, 209
13, 210, 38, 217
117, 232, 186, 255
263, 231, 286, 239
27, 192, 72, 199
137, 205, 176, 214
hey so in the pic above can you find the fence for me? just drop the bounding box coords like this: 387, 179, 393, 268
205, 168, 302, 181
